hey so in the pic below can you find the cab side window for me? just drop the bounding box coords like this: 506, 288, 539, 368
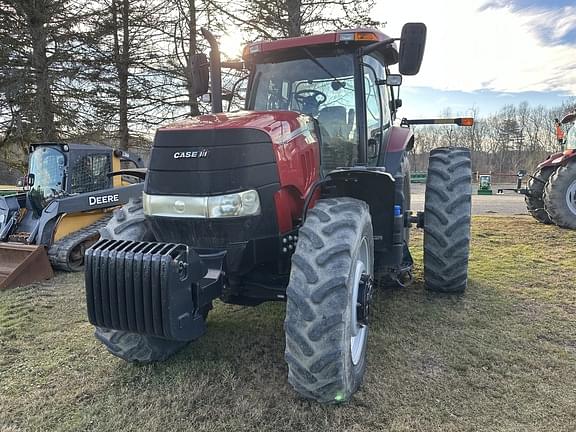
363, 56, 392, 166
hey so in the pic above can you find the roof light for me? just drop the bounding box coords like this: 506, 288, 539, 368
243, 43, 261, 59
459, 117, 475, 127
339, 33, 355, 41
354, 32, 378, 41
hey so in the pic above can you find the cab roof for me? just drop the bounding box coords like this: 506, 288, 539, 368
244, 28, 399, 65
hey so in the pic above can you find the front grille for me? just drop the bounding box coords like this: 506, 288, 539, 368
85, 239, 206, 340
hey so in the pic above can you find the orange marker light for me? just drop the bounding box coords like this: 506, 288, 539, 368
460, 117, 474, 126
355, 32, 379, 41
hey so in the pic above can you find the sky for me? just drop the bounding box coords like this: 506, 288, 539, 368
373, 0, 576, 118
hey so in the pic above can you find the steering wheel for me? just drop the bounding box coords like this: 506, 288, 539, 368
294, 89, 327, 116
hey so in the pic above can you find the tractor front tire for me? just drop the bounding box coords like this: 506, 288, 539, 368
525, 168, 554, 224
284, 198, 374, 403
544, 162, 576, 229
424, 147, 472, 293
94, 197, 188, 363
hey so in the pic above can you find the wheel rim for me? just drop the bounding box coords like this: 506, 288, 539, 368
566, 179, 576, 215
350, 237, 370, 366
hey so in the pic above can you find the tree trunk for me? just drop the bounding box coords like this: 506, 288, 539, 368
29, 7, 56, 141
185, 0, 200, 116
112, 0, 130, 150
285, 0, 302, 37
119, 0, 130, 150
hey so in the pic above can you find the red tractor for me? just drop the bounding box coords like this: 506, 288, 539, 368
84, 23, 473, 403
525, 112, 576, 229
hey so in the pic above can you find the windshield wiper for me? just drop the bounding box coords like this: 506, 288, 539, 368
301, 48, 346, 90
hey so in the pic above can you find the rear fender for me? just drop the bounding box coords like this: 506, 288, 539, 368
382, 126, 414, 153
537, 150, 576, 169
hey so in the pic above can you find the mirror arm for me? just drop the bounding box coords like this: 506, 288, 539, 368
361, 38, 399, 56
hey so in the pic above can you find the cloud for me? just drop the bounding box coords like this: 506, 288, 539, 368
373, 0, 576, 95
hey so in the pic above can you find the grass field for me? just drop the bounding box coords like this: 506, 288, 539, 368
1, 216, 575, 432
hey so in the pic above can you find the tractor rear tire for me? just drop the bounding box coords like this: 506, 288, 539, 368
94, 197, 189, 363
525, 168, 554, 224
543, 162, 576, 229
423, 147, 472, 293
284, 198, 374, 403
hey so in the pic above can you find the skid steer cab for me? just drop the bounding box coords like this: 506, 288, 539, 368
85, 23, 474, 404
0, 143, 145, 290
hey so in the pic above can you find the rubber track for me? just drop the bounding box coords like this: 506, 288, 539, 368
285, 197, 372, 403
423, 147, 471, 293
48, 214, 112, 272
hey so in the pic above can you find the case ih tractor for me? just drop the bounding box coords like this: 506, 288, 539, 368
524, 112, 576, 229
84, 23, 473, 403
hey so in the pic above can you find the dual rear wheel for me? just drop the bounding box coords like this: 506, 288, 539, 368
526, 162, 576, 229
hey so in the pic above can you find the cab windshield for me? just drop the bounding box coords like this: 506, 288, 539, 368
28, 147, 65, 209
249, 53, 358, 171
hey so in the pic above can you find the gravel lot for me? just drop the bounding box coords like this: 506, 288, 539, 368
411, 183, 527, 215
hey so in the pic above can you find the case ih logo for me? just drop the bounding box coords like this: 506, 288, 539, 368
89, 194, 120, 206
173, 150, 209, 159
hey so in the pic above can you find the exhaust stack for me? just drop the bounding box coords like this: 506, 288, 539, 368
201, 28, 223, 114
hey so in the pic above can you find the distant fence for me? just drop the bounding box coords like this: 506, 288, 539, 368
473, 172, 521, 184
411, 171, 521, 184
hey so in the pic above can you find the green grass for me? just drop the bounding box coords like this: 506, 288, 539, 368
1, 216, 575, 431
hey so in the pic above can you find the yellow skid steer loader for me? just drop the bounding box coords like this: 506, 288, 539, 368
0, 142, 145, 289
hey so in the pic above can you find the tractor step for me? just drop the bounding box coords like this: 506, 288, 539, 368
0, 243, 54, 290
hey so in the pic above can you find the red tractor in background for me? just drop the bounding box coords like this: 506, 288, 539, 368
525, 112, 576, 229
84, 23, 474, 403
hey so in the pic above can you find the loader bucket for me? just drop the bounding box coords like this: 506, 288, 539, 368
0, 243, 54, 290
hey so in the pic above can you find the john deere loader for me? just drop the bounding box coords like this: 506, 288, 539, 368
0, 142, 145, 289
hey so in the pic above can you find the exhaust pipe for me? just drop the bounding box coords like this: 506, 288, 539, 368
201, 28, 223, 114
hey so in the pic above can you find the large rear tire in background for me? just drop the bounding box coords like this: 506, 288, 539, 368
423, 147, 472, 294
544, 162, 576, 229
284, 198, 374, 403
94, 197, 189, 363
525, 168, 554, 224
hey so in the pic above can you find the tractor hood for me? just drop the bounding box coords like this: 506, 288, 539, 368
158, 110, 314, 145
146, 110, 316, 198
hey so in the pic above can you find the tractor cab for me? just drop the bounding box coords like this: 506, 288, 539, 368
562, 112, 576, 150
238, 26, 425, 173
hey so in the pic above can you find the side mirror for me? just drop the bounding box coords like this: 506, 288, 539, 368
190, 53, 209, 95
399, 23, 426, 75
27, 173, 35, 187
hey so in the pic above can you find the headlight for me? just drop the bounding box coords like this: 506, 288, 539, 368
143, 190, 261, 218
208, 190, 260, 217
